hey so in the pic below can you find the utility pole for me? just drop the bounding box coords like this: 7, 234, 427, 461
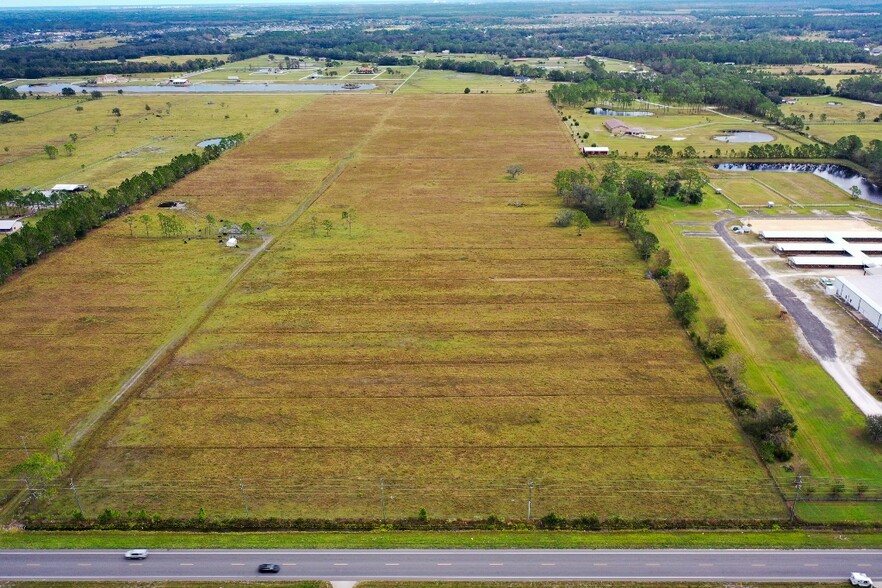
527, 480, 534, 520
380, 479, 387, 522
790, 475, 803, 522
70, 478, 84, 515
238, 478, 250, 516
20, 435, 29, 458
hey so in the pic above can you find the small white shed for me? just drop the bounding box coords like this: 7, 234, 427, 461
225, 237, 238, 248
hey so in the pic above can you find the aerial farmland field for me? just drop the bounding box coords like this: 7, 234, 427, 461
6, 93, 786, 521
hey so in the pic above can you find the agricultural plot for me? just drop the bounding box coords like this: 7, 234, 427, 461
59, 94, 783, 521
0, 96, 384, 505
560, 108, 802, 157
0, 94, 315, 192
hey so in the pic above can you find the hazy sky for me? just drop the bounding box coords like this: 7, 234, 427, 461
2, 0, 385, 7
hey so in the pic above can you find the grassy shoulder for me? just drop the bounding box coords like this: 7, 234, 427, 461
1, 530, 881, 550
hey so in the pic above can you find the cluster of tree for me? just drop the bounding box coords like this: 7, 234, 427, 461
647, 248, 700, 327
0, 86, 22, 100
712, 355, 798, 462
739, 135, 882, 185
0, 110, 23, 123
601, 39, 868, 66
0, 43, 225, 79
554, 163, 706, 222
9, 431, 72, 501
422, 58, 544, 79
547, 59, 787, 120
0, 133, 243, 285
837, 74, 882, 104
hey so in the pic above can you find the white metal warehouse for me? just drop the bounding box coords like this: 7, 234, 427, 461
834, 275, 882, 330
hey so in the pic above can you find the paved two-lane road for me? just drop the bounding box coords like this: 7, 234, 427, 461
1, 549, 879, 581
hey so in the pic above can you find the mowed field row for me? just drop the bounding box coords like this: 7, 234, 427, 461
47, 94, 785, 520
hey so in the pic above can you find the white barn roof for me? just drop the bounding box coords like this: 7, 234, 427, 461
0, 220, 22, 230
761, 230, 882, 241
788, 256, 869, 268
51, 184, 87, 192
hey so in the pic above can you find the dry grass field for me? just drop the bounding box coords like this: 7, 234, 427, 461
43, 94, 784, 521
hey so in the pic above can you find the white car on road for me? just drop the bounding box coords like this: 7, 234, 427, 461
124, 549, 149, 560
851, 572, 874, 587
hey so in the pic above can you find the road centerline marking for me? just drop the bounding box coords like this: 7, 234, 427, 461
385, 563, 400, 566
489, 563, 504, 566
437, 563, 452, 566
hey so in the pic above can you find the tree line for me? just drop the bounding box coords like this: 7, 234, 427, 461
0, 133, 244, 285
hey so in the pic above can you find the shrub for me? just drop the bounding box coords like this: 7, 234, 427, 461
673, 291, 698, 327
553, 208, 574, 227
703, 332, 730, 359
540, 512, 562, 529
417, 508, 428, 522
867, 414, 882, 443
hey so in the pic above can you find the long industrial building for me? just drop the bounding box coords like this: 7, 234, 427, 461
760, 229, 882, 270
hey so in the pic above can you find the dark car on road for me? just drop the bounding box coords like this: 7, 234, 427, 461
258, 563, 281, 573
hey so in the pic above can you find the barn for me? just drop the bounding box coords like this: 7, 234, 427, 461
581, 146, 610, 156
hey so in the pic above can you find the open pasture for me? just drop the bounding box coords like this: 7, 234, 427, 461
0, 94, 314, 193
560, 108, 801, 156
61, 94, 782, 521
399, 69, 553, 94
709, 170, 856, 206
779, 95, 882, 143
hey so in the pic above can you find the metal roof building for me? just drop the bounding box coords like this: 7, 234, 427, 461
834, 275, 882, 330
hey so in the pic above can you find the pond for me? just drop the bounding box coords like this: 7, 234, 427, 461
591, 107, 654, 117
196, 138, 223, 148
713, 131, 775, 143
715, 162, 882, 204
16, 82, 376, 94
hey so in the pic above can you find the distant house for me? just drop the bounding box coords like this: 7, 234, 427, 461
95, 74, 123, 84
356, 65, 378, 74
582, 146, 610, 156
225, 237, 239, 248
0, 220, 23, 235
227, 76, 241, 82
441, 49, 450, 55
50, 184, 88, 193
513, 76, 531, 83
168, 78, 190, 87
603, 118, 643, 136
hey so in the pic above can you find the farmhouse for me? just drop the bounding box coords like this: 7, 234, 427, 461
582, 146, 610, 156
603, 118, 644, 136
0, 220, 23, 235
833, 275, 882, 330
356, 65, 378, 74
168, 78, 190, 87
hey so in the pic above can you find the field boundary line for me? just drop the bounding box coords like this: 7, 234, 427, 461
392, 66, 419, 94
